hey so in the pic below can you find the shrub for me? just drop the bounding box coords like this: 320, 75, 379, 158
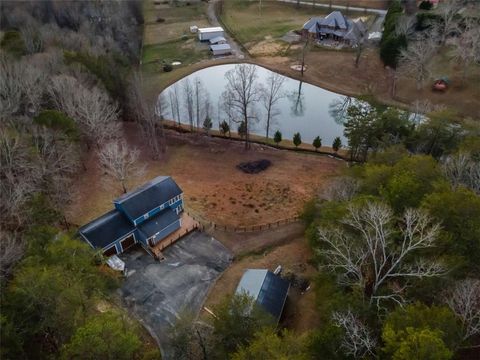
163, 63, 173, 72
419, 1, 433, 10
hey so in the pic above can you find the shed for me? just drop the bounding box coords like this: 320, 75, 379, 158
235, 269, 290, 322
210, 43, 232, 56
209, 36, 227, 45
198, 27, 224, 41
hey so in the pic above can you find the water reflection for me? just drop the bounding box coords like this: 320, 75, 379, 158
160, 64, 349, 145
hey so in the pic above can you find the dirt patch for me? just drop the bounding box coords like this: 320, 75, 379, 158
249, 39, 288, 57
66, 123, 343, 228
201, 235, 320, 333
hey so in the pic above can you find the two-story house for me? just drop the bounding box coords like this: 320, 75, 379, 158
302, 11, 366, 46
79, 176, 184, 257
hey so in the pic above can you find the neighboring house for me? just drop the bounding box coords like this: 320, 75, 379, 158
302, 11, 367, 45
235, 269, 290, 323
79, 176, 184, 257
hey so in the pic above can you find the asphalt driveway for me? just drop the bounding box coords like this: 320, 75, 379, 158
119, 231, 232, 359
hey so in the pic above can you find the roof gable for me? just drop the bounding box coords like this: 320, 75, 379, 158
79, 209, 135, 249
114, 176, 182, 220
236, 269, 290, 321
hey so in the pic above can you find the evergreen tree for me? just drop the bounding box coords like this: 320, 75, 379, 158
313, 136, 322, 152
273, 130, 282, 146
293, 132, 302, 148
332, 137, 342, 153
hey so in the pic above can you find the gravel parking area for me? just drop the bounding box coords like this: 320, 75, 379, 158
119, 231, 232, 359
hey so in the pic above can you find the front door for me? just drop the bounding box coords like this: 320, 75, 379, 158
120, 234, 135, 252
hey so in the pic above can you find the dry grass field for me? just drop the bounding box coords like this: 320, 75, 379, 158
66, 123, 344, 228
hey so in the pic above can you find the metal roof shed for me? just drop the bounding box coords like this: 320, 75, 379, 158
198, 27, 224, 41
209, 36, 227, 45
235, 269, 290, 322
210, 43, 232, 56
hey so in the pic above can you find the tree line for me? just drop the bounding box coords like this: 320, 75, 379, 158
0, 1, 162, 359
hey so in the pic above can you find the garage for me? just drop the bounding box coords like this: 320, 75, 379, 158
120, 234, 136, 251
103, 245, 118, 257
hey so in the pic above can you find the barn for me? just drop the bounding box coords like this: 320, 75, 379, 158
235, 269, 290, 323
198, 26, 224, 41
79, 176, 184, 257
210, 43, 232, 56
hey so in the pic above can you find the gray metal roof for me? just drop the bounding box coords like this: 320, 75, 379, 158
114, 176, 182, 220
79, 209, 134, 249
210, 43, 231, 51
209, 36, 226, 44
137, 208, 179, 238
236, 269, 290, 322
198, 27, 224, 33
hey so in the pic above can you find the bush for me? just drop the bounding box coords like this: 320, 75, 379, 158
419, 1, 433, 10
0, 30, 25, 57
163, 63, 173, 72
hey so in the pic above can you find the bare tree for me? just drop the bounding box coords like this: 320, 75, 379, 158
128, 72, 166, 159
20, 16, 44, 54
445, 279, 480, 342
0, 57, 24, 119
442, 153, 480, 194
332, 310, 376, 358
431, 0, 461, 46
182, 78, 195, 131
395, 15, 416, 39
452, 19, 480, 84
316, 202, 445, 308
168, 83, 181, 125
224, 64, 261, 150
329, 96, 353, 124
0, 127, 40, 228
323, 176, 360, 201
0, 231, 24, 281
398, 38, 436, 90
98, 140, 145, 193
260, 72, 285, 139
194, 78, 206, 130
49, 75, 120, 147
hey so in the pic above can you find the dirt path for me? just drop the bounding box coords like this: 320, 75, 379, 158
211, 221, 306, 256
207, 0, 246, 59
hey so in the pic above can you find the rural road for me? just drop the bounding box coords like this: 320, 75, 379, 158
207, 0, 246, 58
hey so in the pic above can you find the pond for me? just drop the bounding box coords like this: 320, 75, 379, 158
159, 64, 349, 146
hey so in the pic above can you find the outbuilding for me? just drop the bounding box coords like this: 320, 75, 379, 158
209, 36, 227, 45
210, 43, 232, 56
198, 27, 224, 41
235, 269, 290, 323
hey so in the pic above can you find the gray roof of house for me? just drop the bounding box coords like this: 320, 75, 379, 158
236, 269, 290, 322
79, 209, 135, 249
114, 176, 182, 220
303, 11, 350, 32
137, 208, 179, 238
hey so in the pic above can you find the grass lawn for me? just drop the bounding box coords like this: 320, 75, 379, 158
141, 1, 212, 101
219, 1, 372, 50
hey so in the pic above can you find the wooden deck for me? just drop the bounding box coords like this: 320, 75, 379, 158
149, 213, 199, 259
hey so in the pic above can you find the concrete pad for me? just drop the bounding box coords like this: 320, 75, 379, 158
119, 231, 232, 359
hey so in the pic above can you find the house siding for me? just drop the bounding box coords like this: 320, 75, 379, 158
149, 219, 181, 246
133, 194, 184, 226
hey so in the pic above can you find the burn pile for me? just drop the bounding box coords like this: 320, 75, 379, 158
236, 159, 272, 174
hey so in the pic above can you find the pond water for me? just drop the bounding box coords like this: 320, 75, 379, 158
159, 64, 349, 146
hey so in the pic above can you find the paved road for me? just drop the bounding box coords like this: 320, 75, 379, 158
119, 231, 232, 359
207, 0, 246, 58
